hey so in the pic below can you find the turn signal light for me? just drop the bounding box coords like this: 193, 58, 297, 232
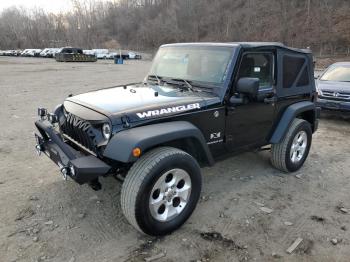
132, 147, 141, 157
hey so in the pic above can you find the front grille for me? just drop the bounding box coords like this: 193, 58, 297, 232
321, 90, 350, 101
60, 113, 97, 155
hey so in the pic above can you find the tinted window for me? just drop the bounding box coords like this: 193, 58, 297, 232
237, 53, 273, 89
282, 55, 306, 88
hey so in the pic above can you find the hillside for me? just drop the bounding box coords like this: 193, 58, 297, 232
0, 0, 349, 56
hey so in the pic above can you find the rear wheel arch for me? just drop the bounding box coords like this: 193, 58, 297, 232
296, 109, 316, 132
271, 118, 312, 172
270, 101, 316, 144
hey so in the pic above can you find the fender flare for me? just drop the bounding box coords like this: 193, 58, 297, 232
103, 121, 214, 165
270, 101, 316, 144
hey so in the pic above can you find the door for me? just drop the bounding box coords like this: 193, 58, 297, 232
225, 51, 276, 150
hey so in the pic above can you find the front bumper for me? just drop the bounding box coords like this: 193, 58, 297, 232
316, 98, 350, 112
35, 120, 111, 184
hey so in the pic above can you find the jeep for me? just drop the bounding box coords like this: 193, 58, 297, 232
34, 42, 320, 235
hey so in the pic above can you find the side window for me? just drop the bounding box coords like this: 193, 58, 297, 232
282, 55, 309, 88
237, 53, 274, 89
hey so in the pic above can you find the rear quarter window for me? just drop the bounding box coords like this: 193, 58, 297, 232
282, 55, 309, 88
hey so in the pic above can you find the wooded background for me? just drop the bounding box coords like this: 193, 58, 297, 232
0, 0, 349, 56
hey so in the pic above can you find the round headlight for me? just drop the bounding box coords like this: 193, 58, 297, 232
102, 123, 111, 140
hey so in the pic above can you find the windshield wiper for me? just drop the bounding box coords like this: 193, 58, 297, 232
147, 74, 163, 85
148, 75, 214, 93
164, 78, 197, 92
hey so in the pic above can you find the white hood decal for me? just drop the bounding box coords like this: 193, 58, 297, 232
136, 103, 200, 119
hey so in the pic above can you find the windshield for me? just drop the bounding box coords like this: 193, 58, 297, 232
148, 46, 234, 86
321, 65, 350, 82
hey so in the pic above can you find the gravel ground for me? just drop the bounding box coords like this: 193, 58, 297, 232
0, 57, 349, 262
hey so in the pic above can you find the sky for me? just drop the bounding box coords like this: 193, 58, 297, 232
0, 0, 114, 14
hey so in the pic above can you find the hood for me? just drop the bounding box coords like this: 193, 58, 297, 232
317, 80, 350, 93
64, 84, 220, 124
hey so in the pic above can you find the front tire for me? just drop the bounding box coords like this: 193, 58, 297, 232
121, 147, 202, 235
271, 118, 312, 172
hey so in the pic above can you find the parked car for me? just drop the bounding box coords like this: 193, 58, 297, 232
106, 52, 117, 59
48, 48, 61, 58
21, 49, 42, 57
21, 49, 32, 56
83, 50, 95, 56
40, 48, 52, 57
316, 62, 350, 113
3, 50, 21, 56
92, 49, 109, 59
40, 48, 59, 58
34, 42, 319, 236
55, 47, 97, 62
113, 51, 141, 60
128, 51, 142, 59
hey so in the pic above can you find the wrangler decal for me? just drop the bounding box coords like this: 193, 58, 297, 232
136, 103, 200, 119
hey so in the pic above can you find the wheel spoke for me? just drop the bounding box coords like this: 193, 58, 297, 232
173, 169, 188, 185
150, 195, 165, 210
299, 132, 306, 143
159, 180, 169, 192
291, 150, 297, 162
158, 205, 170, 221
177, 185, 191, 202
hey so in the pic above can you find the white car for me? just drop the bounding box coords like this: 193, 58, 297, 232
21, 49, 34, 56
92, 49, 109, 59
47, 48, 60, 58
83, 50, 96, 56
40, 48, 52, 57
22, 49, 42, 57
128, 52, 136, 59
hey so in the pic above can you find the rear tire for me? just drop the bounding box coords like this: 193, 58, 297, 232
121, 147, 202, 236
271, 118, 312, 172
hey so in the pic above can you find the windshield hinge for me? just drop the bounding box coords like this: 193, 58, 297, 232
121, 115, 130, 128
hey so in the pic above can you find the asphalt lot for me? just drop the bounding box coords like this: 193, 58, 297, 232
0, 57, 349, 262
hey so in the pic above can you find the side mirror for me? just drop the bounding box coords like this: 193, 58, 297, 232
236, 77, 259, 98
229, 96, 244, 106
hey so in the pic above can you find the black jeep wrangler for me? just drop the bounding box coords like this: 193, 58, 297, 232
35, 42, 320, 236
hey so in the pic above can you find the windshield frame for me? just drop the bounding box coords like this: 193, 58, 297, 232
146, 45, 237, 97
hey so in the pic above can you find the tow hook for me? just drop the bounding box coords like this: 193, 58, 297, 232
35, 144, 42, 156
60, 166, 68, 181
58, 162, 68, 181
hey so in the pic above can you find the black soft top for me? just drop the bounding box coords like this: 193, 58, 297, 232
161, 42, 311, 54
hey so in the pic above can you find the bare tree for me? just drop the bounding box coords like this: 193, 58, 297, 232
0, 0, 349, 55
